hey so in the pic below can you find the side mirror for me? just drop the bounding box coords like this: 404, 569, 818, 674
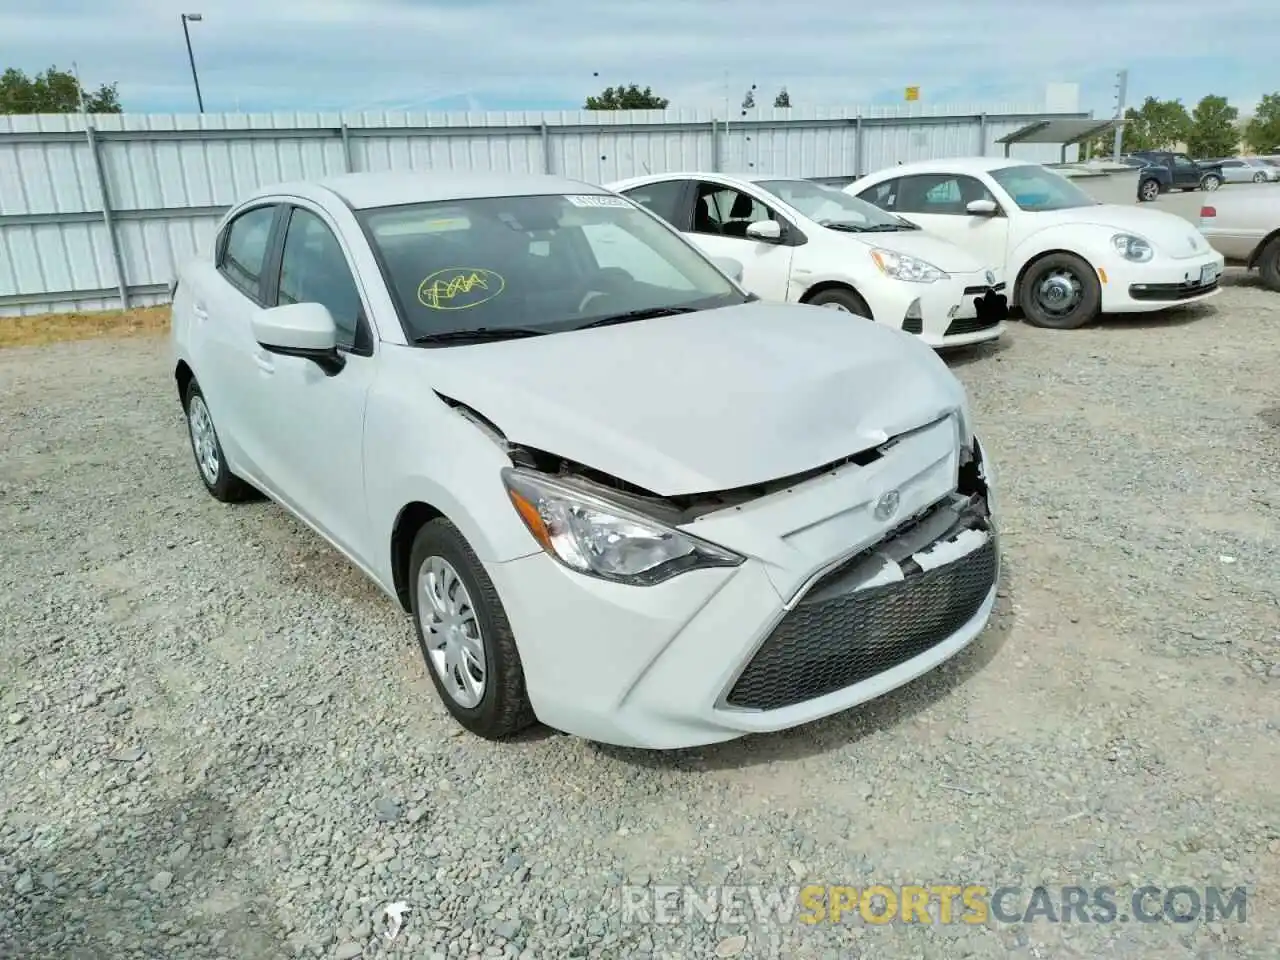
745, 220, 783, 242
712, 257, 744, 282
252, 302, 345, 376
966, 199, 998, 216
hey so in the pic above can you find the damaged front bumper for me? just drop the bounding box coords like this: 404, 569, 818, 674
489, 430, 1001, 749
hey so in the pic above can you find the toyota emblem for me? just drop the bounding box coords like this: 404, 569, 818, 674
873, 490, 901, 521
985, 270, 995, 286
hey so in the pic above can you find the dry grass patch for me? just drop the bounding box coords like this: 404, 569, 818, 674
0, 306, 171, 349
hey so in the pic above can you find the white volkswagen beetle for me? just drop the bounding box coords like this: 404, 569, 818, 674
170, 171, 1000, 750
847, 158, 1225, 329
606, 172, 1007, 348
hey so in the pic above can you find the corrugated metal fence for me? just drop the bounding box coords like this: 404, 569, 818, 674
0, 104, 1087, 316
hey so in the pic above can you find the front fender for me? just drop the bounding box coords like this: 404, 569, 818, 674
1008, 224, 1117, 293
363, 389, 541, 584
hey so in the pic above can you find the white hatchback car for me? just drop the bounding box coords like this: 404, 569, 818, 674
848, 158, 1225, 329
606, 173, 1007, 348
170, 172, 1000, 749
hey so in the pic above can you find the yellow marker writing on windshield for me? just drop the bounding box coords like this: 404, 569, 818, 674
417, 268, 505, 310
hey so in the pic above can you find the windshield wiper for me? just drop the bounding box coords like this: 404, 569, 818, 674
821, 221, 870, 232
859, 222, 920, 232
575, 305, 699, 330
413, 327, 549, 345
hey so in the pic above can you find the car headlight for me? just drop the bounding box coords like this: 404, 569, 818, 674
1112, 233, 1153, 262
870, 249, 946, 283
501, 468, 744, 585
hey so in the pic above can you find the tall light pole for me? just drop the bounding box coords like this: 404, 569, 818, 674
181, 13, 205, 113
1111, 69, 1128, 162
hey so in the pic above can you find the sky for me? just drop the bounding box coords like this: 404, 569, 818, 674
1, 0, 1275, 119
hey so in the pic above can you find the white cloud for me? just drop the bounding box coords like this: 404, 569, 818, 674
2, 0, 1276, 113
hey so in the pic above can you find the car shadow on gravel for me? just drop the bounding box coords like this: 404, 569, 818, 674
938, 336, 1010, 368
0, 779, 288, 959
592, 559, 1018, 771
1090, 301, 1219, 330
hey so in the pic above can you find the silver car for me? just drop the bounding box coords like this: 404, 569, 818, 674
1217, 157, 1280, 183
1198, 184, 1280, 290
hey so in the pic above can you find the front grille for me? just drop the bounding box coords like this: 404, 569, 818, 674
1128, 279, 1219, 301
945, 289, 1007, 336
724, 537, 998, 711
945, 314, 1001, 335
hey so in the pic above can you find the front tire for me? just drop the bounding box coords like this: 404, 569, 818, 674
805, 287, 872, 319
1257, 237, 1280, 292
1254, 172, 1268, 183
1018, 253, 1101, 330
1138, 178, 1160, 202
408, 518, 535, 740
1200, 174, 1222, 191
183, 380, 255, 502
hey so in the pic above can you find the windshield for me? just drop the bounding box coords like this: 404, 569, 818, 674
989, 165, 1099, 212
756, 178, 914, 231
359, 194, 746, 343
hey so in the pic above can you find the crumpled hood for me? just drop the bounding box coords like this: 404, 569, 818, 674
1029, 204, 1213, 259
424, 302, 966, 497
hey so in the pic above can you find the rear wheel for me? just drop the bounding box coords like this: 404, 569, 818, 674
1254, 172, 1268, 183
1257, 237, 1280, 292
183, 380, 255, 502
1018, 253, 1101, 330
1138, 178, 1160, 202
805, 287, 872, 319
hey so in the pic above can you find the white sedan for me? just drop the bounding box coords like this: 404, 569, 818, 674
847, 158, 1225, 329
606, 172, 1007, 348
170, 171, 1001, 749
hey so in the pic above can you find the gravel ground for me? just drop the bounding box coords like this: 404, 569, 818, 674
2, 278, 1278, 960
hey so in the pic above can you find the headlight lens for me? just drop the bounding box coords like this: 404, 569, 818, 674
1112, 233, 1154, 262
501, 468, 743, 585
870, 248, 946, 283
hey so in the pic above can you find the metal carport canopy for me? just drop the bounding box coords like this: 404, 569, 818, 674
997, 118, 1119, 158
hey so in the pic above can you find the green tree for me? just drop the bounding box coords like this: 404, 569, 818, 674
741, 87, 755, 110
0, 65, 122, 114
773, 87, 791, 108
1186, 95, 1239, 158
1081, 97, 1191, 157
1243, 92, 1280, 153
584, 84, 669, 110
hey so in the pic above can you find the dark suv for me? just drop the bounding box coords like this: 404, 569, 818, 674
1131, 151, 1225, 201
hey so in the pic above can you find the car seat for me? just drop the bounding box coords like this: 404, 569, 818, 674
693, 196, 717, 234
720, 193, 758, 238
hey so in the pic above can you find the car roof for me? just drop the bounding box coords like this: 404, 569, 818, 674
245, 172, 611, 210
858, 157, 1037, 180
608, 171, 791, 191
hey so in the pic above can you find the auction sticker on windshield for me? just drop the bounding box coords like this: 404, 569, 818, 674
565, 195, 631, 208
